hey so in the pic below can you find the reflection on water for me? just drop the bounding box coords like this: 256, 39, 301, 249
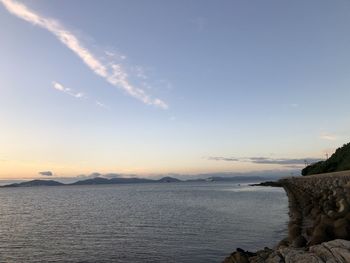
0, 182, 288, 263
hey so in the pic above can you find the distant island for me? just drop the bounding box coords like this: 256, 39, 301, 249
302, 142, 350, 175
2, 179, 65, 187
1, 175, 267, 188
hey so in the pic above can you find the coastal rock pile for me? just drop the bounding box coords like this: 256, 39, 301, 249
223, 239, 350, 263
282, 171, 350, 246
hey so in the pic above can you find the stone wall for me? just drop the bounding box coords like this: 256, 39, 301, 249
280, 170, 350, 247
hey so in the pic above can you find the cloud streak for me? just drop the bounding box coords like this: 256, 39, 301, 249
208, 157, 239, 162
0, 0, 168, 109
95, 101, 109, 109
248, 157, 321, 165
53, 81, 84, 98
319, 133, 337, 141
208, 156, 322, 166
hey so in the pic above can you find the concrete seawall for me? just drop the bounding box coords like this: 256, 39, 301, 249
281, 170, 350, 247
223, 170, 350, 263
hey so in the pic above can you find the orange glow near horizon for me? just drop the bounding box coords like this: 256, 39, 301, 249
0, 156, 302, 180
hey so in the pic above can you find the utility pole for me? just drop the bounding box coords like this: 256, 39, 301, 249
325, 153, 329, 160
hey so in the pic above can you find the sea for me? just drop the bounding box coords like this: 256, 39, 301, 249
0, 181, 288, 263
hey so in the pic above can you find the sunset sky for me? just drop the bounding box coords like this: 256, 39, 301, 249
1, 0, 349, 180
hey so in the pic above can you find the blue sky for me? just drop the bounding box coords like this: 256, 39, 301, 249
0, 0, 349, 179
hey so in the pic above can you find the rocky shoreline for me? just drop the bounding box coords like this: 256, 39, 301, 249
223, 170, 350, 263
249, 181, 282, 187
223, 239, 350, 263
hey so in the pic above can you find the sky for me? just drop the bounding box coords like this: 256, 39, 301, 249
0, 0, 349, 180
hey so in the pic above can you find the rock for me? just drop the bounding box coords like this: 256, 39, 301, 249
346, 212, 350, 221
279, 247, 322, 263
264, 252, 283, 263
310, 239, 350, 263
273, 239, 350, 263
222, 239, 350, 262
311, 208, 321, 219
291, 235, 306, 248
333, 218, 349, 239
309, 223, 331, 246
336, 199, 349, 215
327, 210, 337, 218
288, 224, 301, 241
276, 237, 289, 248
222, 248, 255, 263
309, 245, 338, 263
249, 248, 274, 263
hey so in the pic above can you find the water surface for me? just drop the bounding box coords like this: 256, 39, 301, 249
0, 182, 288, 262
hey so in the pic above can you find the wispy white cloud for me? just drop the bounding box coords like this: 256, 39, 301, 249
95, 101, 109, 109
104, 50, 126, 60
53, 81, 110, 109
134, 66, 148, 80
319, 133, 337, 141
52, 81, 85, 99
1, 0, 168, 109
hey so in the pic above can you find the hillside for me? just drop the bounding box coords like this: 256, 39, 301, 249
70, 177, 178, 185
302, 142, 350, 175
2, 177, 183, 187
156, 176, 181, 183
2, 180, 64, 187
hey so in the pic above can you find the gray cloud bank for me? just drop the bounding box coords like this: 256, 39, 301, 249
38, 171, 53, 176
208, 156, 322, 166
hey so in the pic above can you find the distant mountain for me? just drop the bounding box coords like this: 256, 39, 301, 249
70, 177, 111, 185
302, 142, 350, 175
2, 179, 64, 187
157, 176, 181, 183
70, 176, 182, 185
1, 175, 269, 188
109, 177, 155, 184
70, 177, 154, 185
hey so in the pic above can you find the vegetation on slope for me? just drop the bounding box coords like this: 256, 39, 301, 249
302, 142, 350, 175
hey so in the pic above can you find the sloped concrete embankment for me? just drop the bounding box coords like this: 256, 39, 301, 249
283, 170, 350, 247
223, 170, 350, 263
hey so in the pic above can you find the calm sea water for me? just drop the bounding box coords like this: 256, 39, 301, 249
0, 182, 288, 263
